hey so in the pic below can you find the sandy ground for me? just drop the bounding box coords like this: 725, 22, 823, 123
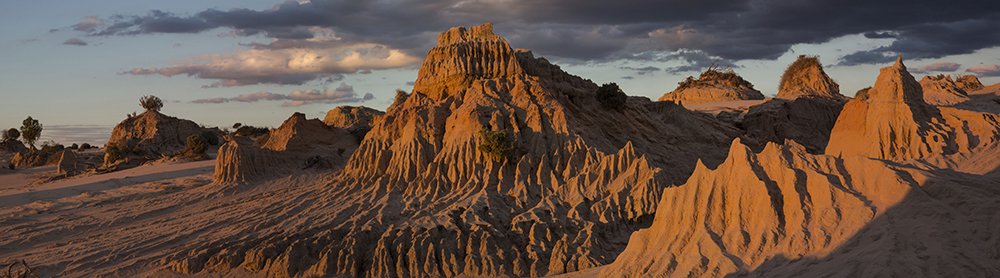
0, 161, 214, 208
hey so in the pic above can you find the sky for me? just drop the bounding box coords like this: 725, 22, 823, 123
2, 0, 1000, 145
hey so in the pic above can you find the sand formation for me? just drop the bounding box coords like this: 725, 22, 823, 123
3, 23, 1000, 278
600, 56, 1000, 277
659, 67, 765, 104
323, 105, 385, 140
827, 56, 1000, 162
214, 112, 358, 184
919, 74, 974, 105
740, 56, 846, 153
102, 111, 217, 169
161, 23, 741, 277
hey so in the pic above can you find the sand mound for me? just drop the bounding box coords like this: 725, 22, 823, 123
262, 112, 357, 152
102, 111, 213, 169
827, 56, 1000, 162
776, 55, 844, 100
155, 23, 739, 277
919, 74, 971, 105
659, 68, 764, 104
323, 105, 384, 139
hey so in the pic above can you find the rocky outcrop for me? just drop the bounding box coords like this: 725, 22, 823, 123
776, 55, 844, 100
11, 150, 48, 169
55, 150, 80, 175
167, 23, 740, 277
919, 74, 970, 105
323, 105, 385, 140
659, 68, 764, 104
262, 112, 357, 152
955, 74, 984, 92
740, 97, 844, 153
213, 136, 284, 184
102, 111, 212, 169
826, 56, 1000, 162
412, 23, 524, 100
214, 113, 359, 184
601, 137, 1000, 277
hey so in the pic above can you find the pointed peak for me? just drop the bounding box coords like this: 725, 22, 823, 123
894, 55, 905, 69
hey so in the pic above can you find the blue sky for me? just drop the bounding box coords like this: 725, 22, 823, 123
2, 0, 999, 145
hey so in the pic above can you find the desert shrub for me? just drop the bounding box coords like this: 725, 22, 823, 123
779, 55, 823, 87
80, 143, 91, 149
2, 128, 19, 142
477, 128, 515, 162
20, 116, 42, 149
69, 143, 79, 149
184, 134, 208, 156
233, 123, 243, 129
139, 95, 164, 112
596, 82, 627, 109
676, 66, 754, 91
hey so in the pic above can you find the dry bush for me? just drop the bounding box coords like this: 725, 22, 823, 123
677, 65, 754, 91
139, 95, 164, 112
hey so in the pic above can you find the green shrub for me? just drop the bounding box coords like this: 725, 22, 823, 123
80, 143, 92, 149
69, 143, 79, 149
477, 128, 515, 162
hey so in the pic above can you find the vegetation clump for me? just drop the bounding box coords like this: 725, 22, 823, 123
676, 66, 755, 91
596, 82, 627, 109
139, 95, 164, 112
477, 128, 516, 162
20, 116, 42, 150
2, 128, 19, 142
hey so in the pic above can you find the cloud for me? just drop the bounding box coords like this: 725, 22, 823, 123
78, 0, 1000, 66
62, 38, 88, 46
968, 64, 1000, 76
73, 16, 104, 33
124, 43, 419, 87
620, 66, 660, 75
190, 83, 375, 106
918, 62, 961, 72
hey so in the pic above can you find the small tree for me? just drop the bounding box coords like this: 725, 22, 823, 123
80, 143, 92, 149
233, 123, 243, 129
139, 95, 164, 112
2, 128, 19, 142
20, 116, 42, 150
595, 82, 627, 109
69, 143, 79, 149
477, 128, 516, 162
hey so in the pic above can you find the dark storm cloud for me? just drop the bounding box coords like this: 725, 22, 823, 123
620, 66, 661, 75
82, 0, 1000, 86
